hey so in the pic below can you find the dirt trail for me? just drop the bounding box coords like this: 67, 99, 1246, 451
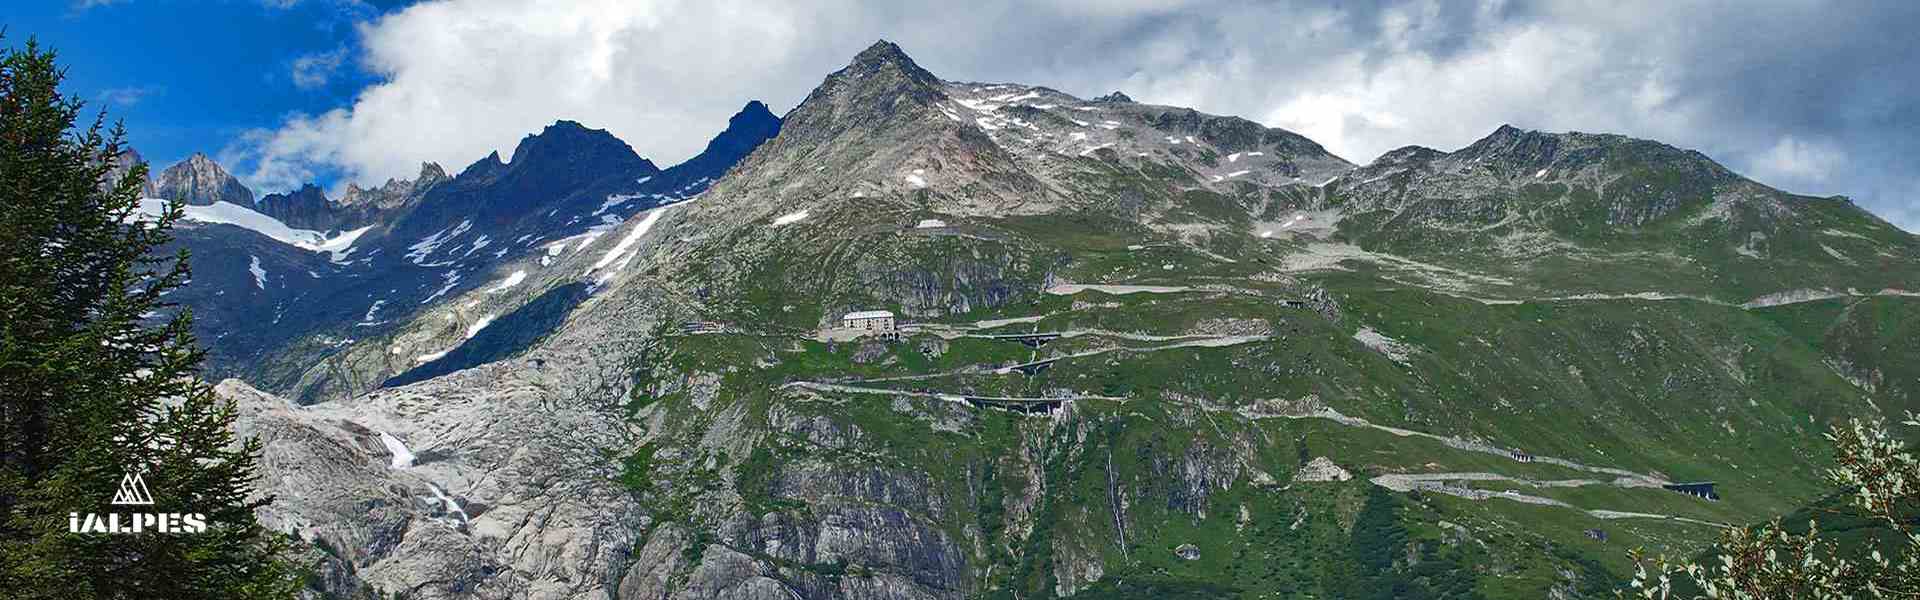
782, 381, 1122, 403
1232, 404, 1667, 484
835, 334, 1272, 384
1372, 474, 1729, 528
1044, 283, 1193, 295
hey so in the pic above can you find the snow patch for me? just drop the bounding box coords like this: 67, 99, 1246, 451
586, 206, 670, 285
487, 270, 527, 293
406, 220, 472, 265
421, 269, 461, 305
595, 192, 645, 215
771, 209, 810, 227
359, 300, 386, 325
916, 219, 948, 229
905, 169, 928, 189
247, 255, 267, 290
465, 314, 495, 339
379, 432, 416, 469
592, 207, 668, 269
461, 235, 491, 257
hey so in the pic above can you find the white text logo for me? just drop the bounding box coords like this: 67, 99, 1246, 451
69, 470, 208, 534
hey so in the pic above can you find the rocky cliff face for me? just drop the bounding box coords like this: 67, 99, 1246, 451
341, 162, 452, 210
256, 184, 345, 231
256, 162, 448, 232
209, 40, 1920, 600
102, 148, 159, 197
156, 152, 255, 206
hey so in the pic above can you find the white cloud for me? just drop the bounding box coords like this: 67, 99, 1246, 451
233, 0, 828, 191
225, 0, 1918, 230
291, 47, 348, 89
96, 86, 159, 107
1752, 136, 1845, 184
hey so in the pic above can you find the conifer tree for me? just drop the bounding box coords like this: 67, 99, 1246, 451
0, 33, 297, 599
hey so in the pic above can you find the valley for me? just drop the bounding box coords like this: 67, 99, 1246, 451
118, 40, 1917, 599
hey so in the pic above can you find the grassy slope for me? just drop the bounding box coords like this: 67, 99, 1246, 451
619, 261, 1889, 598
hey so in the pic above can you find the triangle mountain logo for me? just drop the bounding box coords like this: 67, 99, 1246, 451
111, 472, 155, 506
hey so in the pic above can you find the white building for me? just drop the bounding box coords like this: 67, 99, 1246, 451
840, 310, 896, 335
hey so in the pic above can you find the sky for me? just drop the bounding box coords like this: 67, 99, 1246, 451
13, 0, 1919, 231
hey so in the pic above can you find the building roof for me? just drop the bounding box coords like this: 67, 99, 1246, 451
842, 310, 895, 320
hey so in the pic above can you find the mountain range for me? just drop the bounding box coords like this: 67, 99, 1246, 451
137, 41, 1916, 600
127, 101, 780, 403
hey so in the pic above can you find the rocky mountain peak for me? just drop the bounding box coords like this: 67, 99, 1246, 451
102, 148, 158, 197
1454, 124, 1563, 166
656, 101, 784, 184
155, 152, 254, 206
1370, 145, 1447, 168
771, 41, 957, 160
732, 101, 780, 130
340, 162, 448, 211
414, 161, 449, 187
272, 182, 327, 202
458, 151, 507, 181
255, 183, 336, 230
710, 101, 782, 156
1454, 125, 1737, 184
846, 40, 940, 87
1095, 90, 1135, 103
506, 120, 659, 179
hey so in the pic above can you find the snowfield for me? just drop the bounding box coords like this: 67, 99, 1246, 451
135, 199, 370, 260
